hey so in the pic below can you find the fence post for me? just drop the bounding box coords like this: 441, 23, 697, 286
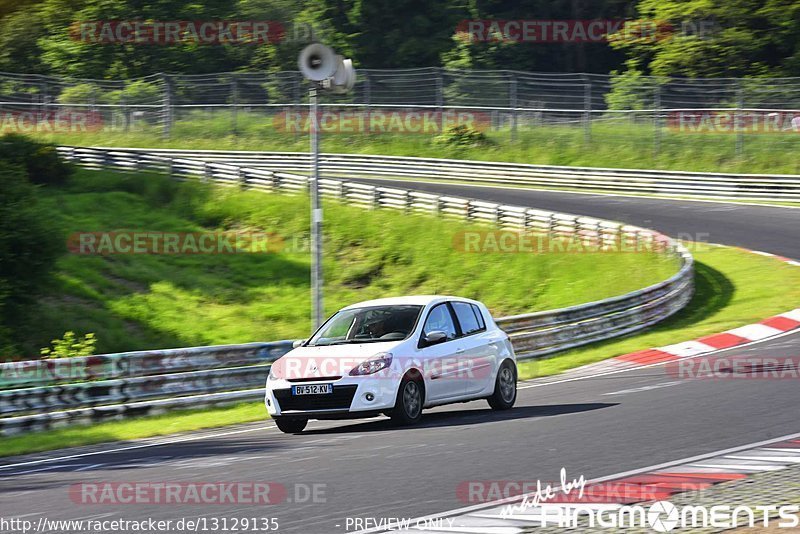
121, 82, 130, 133
436, 68, 444, 132
735, 80, 744, 157
161, 73, 172, 140
41, 80, 48, 117
653, 83, 661, 157
363, 70, 371, 135
509, 72, 518, 142
293, 73, 301, 140
582, 76, 591, 144
231, 73, 238, 136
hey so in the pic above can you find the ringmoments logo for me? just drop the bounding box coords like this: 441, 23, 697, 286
528, 501, 800, 530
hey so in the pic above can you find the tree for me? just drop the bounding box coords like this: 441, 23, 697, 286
0, 158, 63, 353
609, 0, 800, 77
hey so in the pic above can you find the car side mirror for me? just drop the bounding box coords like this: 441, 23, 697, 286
292, 339, 306, 349
422, 331, 447, 347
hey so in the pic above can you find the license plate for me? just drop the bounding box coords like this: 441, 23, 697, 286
292, 384, 333, 395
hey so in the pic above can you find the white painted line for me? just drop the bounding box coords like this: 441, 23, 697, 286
726, 323, 784, 341
726, 455, 800, 464
687, 463, 787, 472
0, 425, 276, 471
517, 327, 800, 391
603, 381, 683, 396
751, 251, 776, 257
351, 431, 800, 534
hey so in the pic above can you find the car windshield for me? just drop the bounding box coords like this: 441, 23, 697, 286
306, 305, 423, 346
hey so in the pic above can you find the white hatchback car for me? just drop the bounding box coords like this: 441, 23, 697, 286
265, 295, 517, 433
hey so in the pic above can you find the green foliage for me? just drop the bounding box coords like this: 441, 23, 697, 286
57, 83, 97, 104
22, 168, 677, 354
0, 0, 797, 77
0, 134, 74, 186
0, 158, 63, 352
103, 80, 161, 105
40, 331, 97, 358
433, 124, 493, 148
608, 0, 800, 77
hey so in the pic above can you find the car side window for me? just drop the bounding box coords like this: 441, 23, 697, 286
471, 304, 486, 331
422, 303, 458, 341
452, 302, 485, 336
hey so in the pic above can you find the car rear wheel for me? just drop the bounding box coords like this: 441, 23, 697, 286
274, 417, 308, 434
488, 360, 517, 410
389, 372, 424, 425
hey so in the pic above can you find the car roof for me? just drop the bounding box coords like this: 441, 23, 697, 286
339, 295, 480, 310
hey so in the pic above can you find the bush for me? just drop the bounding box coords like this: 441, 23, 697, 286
433, 124, 494, 148
0, 160, 64, 351
40, 331, 97, 359
57, 83, 97, 105
0, 134, 74, 186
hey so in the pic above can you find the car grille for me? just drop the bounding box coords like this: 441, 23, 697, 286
274, 385, 358, 412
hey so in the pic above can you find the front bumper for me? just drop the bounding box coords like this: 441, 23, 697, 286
265, 375, 399, 418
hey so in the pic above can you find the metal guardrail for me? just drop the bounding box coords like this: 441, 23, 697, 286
0, 147, 694, 435
73, 148, 800, 201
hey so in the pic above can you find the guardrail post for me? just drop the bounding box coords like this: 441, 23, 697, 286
238, 167, 247, 189
363, 71, 371, 136
161, 73, 173, 140
203, 162, 212, 182
372, 187, 381, 209
231, 73, 239, 136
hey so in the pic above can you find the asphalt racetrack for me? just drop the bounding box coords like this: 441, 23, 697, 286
1, 184, 797, 533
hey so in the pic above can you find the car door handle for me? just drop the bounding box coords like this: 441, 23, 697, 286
455, 348, 465, 354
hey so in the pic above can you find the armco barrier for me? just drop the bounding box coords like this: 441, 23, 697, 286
67, 147, 800, 202
0, 148, 693, 435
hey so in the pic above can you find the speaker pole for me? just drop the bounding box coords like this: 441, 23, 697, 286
310, 84, 323, 329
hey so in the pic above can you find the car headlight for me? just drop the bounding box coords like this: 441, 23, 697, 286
349, 352, 393, 376
268, 363, 280, 380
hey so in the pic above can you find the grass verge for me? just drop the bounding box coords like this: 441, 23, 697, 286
36, 110, 800, 175
0, 246, 796, 457
0, 402, 265, 458
518, 245, 800, 379
20, 168, 676, 355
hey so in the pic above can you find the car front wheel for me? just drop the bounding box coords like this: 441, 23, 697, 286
487, 360, 517, 410
389, 373, 424, 425
274, 417, 308, 434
